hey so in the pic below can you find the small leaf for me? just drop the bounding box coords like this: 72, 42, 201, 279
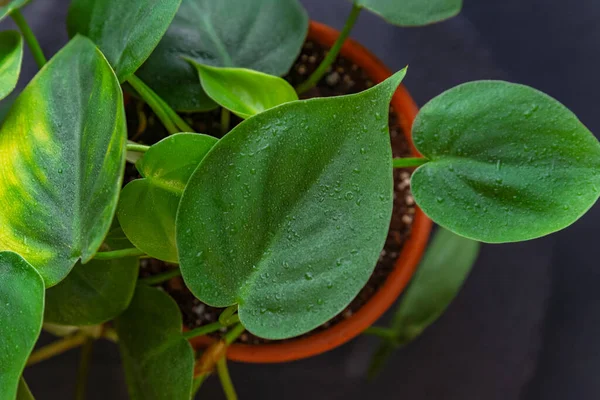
0, 31, 23, 100
368, 228, 479, 377
190, 63, 298, 119
44, 233, 140, 326
411, 81, 600, 243
67, 0, 182, 82
115, 285, 195, 400
118, 133, 217, 262
0, 0, 29, 21
177, 69, 407, 340
137, 0, 308, 112
17, 377, 34, 400
0, 252, 44, 399
354, 0, 462, 26
0, 36, 127, 286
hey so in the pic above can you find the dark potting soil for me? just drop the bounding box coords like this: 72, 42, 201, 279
127, 40, 416, 344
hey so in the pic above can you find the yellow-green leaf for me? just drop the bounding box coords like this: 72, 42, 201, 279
0, 31, 23, 100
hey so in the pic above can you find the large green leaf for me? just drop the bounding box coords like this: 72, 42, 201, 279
411, 81, 600, 243
191, 63, 298, 119
67, 0, 182, 82
44, 233, 140, 326
0, 0, 29, 21
177, 69, 406, 340
0, 36, 127, 286
137, 0, 308, 112
115, 285, 194, 400
0, 31, 23, 100
0, 252, 44, 399
368, 228, 479, 376
354, 0, 462, 26
118, 133, 217, 262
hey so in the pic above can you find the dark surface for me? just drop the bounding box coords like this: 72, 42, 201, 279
1, 0, 599, 398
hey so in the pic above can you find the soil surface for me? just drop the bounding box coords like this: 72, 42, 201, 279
127, 40, 416, 345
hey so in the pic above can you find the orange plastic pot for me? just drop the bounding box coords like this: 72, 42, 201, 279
189, 21, 433, 363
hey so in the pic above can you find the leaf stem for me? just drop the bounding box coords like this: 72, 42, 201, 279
183, 310, 240, 340
296, 3, 362, 94
393, 157, 429, 168
10, 10, 47, 68
220, 108, 231, 135
27, 332, 88, 366
218, 305, 238, 325
138, 267, 182, 286
93, 247, 146, 260
126, 143, 150, 153
363, 326, 397, 341
192, 373, 209, 397
74, 338, 94, 400
224, 323, 245, 345
216, 357, 238, 400
127, 75, 194, 134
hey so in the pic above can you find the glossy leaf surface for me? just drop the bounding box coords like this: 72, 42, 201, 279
354, 0, 462, 26
115, 285, 194, 400
0, 0, 29, 21
67, 0, 181, 82
44, 232, 140, 326
0, 36, 127, 286
177, 70, 406, 339
412, 81, 600, 243
191, 63, 298, 119
137, 0, 308, 111
0, 31, 23, 100
118, 133, 217, 262
0, 252, 44, 399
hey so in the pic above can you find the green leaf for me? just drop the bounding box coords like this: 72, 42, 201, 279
115, 285, 195, 400
176, 69, 406, 340
0, 31, 23, 100
0, 252, 44, 399
44, 233, 140, 326
0, 36, 127, 286
354, 0, 462, 26
368, 228, 479, 376
0, 0, 29, 21
191, 63, 298, 119
118, 133, 217, 262
137, 0, 308, 112
67, 0, 182, 82
411, 81, 600, 243
17, 377, 34, 400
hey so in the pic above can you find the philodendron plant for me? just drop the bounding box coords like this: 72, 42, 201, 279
0, 0, 598, 398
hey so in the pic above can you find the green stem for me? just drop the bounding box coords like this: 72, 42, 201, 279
393, 157, 429, 168
75, 338, 94, 400
139, 267, 182, 286
93, 247, 146, 260
296, 3, 362, 94
218, 305, 238, 325
10, 10, 47, 68
224, 323, 245, 345
126, 143, 150, 153
216, 357, 237, 400
27, 332, 88, 366
183, 309, 240, 340
192, 373, 209, 397
220, 108, 231, 135
363, 326, 397, 341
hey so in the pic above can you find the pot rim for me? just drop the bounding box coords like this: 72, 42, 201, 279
189, 20, 433, 363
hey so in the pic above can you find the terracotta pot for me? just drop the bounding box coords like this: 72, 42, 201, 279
188, 21, 433, 363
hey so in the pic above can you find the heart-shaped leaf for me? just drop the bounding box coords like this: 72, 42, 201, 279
368, 227, 479, 376
44, 231, 140, 326
177, 69, 406, 339
411, 81, 600, 243
118, 133, 218, 262
115, 285, 195, 400
190, 63, 298, 119
0, 31, 23, 100
136, 0, 308, 112
354, 0, 462, 26
67, 0, 182, 82
0, 36, 127, 286
0, 252, 44, 399
0, 0, 29, 21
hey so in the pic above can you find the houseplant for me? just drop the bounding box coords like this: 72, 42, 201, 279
1, 1, 599, 400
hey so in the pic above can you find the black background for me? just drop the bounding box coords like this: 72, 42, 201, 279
1, 0, 599, 398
